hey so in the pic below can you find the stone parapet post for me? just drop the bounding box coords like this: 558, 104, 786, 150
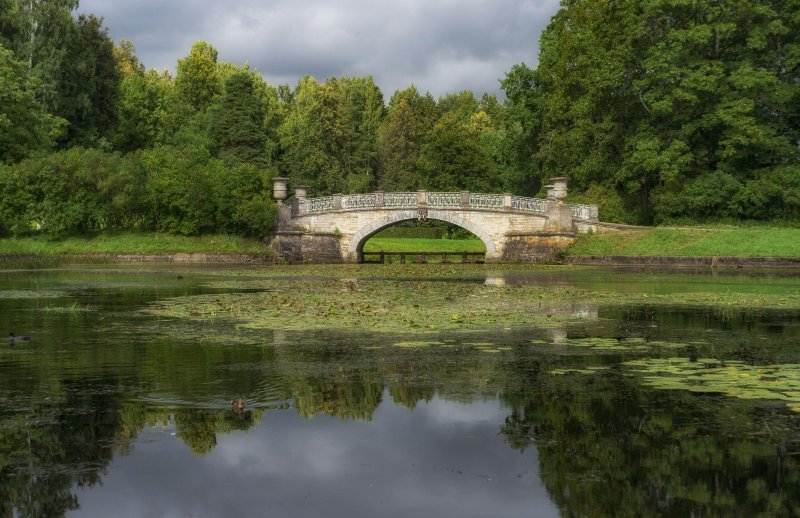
546, 200, 573, 232
503, 193, 512, 210
460, 191, 470, 208
417, 190, 427, 206
276, 202, 293, 230
332, 193, 342, 210
374, 191, 384, 207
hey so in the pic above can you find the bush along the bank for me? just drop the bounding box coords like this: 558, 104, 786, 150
0, 146, 276, 238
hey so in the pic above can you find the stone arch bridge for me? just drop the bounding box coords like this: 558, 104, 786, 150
266, 178, 599, 263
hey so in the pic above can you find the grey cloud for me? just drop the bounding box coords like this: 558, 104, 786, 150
80, 0, 560, 98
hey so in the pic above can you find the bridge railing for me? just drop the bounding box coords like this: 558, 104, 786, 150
570, 203, 599, 221
294, 190, 598, 221
341, 193, 377, 210
511, 196, 548, 213
383, 192, 417, 208
469, 193, 504, 209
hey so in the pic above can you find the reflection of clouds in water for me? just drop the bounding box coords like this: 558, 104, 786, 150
216, 428, 350, 477
74, 397, 558, 518
414, 397, 507, 427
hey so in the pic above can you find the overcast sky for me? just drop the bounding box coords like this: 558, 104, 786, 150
78, 0, 561, 99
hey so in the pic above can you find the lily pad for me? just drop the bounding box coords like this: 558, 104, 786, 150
623, 357, 800, 412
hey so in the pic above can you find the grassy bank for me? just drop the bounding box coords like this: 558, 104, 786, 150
569, 227, 800, 257
0, 232, 268, 255
363, 237, 485, 253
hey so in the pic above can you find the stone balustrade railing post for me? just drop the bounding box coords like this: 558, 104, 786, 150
417, 190, 427, 206
374, 191, 384, 207
332, 193, 342, 210
503, 193, 512, 211
460, 191, 469, 208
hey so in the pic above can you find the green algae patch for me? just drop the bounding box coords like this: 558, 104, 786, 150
393, 341, 444, 348
533, 337, 687, 352
143, 279, 593, 333
0, 290, 68, 299
549, 366, 611, 375
623, 357, 800, 411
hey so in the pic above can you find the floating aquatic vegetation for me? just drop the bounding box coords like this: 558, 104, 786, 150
549, 366, 611, 375
0, 290, 68, 299
623, 357, 800, 412
532, 337, 687, 352
393, 341, 444, 348
143, 279, 590, 333
40, 303, 98, 313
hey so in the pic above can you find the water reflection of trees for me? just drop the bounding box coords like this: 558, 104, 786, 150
4, 322, 800, 516
498, 363, 800, 516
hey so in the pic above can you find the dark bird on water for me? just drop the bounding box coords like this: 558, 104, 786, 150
9, 332, 30, 344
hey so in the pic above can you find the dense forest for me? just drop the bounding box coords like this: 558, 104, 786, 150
0, 0, 798, 237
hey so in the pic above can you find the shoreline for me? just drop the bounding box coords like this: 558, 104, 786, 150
0, 252, 275, 264
1, 252, 800, 269
563, 255, 800, 269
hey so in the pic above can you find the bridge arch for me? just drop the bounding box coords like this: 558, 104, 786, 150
348, 209, 496, 262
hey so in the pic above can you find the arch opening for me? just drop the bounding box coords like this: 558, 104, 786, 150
349, 211, 495, 263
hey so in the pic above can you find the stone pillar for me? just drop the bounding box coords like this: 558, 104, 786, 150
460, 191, 470, 208
332, 193, 342, 210
546, 200, 573, 232
272, 177, 289, 202
503, 193, 512, 211
374, 191, 384, 207
551, 177, 568, 200
294, 185, 308, 200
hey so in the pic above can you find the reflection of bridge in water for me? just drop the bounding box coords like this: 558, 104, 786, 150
267, 177, 600, 263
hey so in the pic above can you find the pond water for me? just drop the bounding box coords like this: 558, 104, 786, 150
2, 263, 800, 517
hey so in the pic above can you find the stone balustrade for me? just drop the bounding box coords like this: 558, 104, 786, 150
293, 190, 598, 221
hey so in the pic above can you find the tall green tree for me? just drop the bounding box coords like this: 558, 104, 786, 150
174, 41, 222, 115
510, 0, 800, 223
336, 76, 384, 192
55, 14, 120, 146
417, 111, 496, 192
112, 41, 172, 151
11, 0, 78, 115
206, 69, 270, 165
0, 43, 63, 163
376, 86, 437, 191
278, 77, 346, 194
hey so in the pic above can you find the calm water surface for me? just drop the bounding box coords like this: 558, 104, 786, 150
2, 264, 800, 517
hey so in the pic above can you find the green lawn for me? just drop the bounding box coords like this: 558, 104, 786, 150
0, 232, 269, 255
363, 237, 486, 253
569, 227, 800, 257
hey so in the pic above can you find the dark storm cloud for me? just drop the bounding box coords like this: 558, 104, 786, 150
79, 0, 560, 98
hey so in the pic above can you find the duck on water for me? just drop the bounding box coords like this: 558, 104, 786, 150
9, 332, 30, 344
